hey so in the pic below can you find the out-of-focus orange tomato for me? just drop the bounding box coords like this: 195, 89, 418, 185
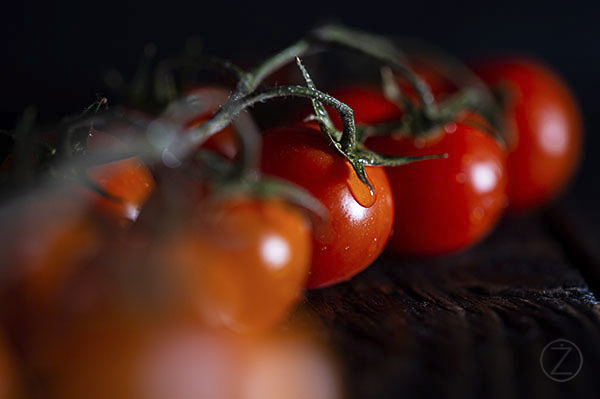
168, 197, 312, 333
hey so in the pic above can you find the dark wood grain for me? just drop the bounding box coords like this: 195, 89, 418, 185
305, 210, 600, 399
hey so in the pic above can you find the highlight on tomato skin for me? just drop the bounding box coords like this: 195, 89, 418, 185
471, 57, 583, 212
260, 126, 394, 288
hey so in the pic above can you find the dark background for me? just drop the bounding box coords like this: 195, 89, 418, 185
2, 0, 599, 207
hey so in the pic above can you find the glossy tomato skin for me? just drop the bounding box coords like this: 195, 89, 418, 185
472, 58, 582, 211
261, 126, 394, 289
367, 120, 507, 255
170, 198, 312, 333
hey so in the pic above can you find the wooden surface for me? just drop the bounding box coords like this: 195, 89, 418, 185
306, 202, 600, 398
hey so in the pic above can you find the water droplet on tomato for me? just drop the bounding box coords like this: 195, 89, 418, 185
346, 165, 377, 208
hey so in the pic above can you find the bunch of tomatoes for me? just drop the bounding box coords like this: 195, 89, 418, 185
0, 25, 582, 398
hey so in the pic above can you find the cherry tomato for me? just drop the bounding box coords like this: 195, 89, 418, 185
168, 197, 312, 333
325, 85, 507, 255
472, 57, 582, 211
86, 129, 155, 223
260, 126, 394, 288
366, 117, 507, 255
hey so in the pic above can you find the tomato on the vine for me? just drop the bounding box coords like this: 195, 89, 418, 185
167, 197, 312, 333
472, 57, 582, 211
366, 116, 507, 255
328, 86, 506, 255
260, 126, 394, 288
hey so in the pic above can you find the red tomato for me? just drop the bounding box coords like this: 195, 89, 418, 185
366, 117, 507, 255
167, 197, 312, 333
472, 57, 582, 211
260, 126, 394, 288
86, 129, 155, 224
324, 86, 507, 255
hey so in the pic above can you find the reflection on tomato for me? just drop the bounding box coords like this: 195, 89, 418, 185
261, 126, 394, 288
472, 57, 582, 211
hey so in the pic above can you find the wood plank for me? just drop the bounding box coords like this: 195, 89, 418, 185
306, 212, 600, 398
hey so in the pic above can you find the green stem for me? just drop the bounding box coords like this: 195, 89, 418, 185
174, 85, 356, 160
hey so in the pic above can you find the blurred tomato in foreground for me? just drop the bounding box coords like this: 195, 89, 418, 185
168, 197, 312, 333
0, 189, 101, 309
472, 57, 582, 211
241, 324, 342, 399
51, 314, 341, 399
0, 188, 104, 378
